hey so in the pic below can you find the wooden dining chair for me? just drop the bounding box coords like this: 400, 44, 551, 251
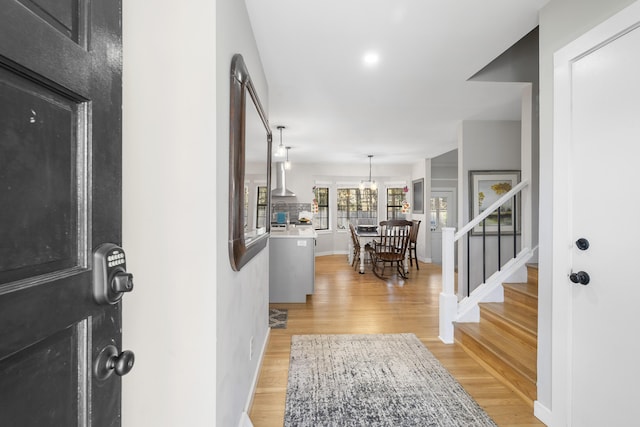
408, 219, 421, 270
369, 219, 413, 279
348, 223, 361, 270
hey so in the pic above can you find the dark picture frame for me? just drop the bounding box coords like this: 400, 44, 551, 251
469, 170, 520, 235
412, 178, 424, 214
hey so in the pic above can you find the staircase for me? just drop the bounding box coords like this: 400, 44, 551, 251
454, 264, 538, 405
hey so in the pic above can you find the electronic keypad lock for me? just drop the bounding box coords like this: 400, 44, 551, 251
93, 243, 134, 305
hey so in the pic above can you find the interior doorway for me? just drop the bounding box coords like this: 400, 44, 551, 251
430, 189, 456, 264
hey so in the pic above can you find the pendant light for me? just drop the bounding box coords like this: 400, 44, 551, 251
285, 146, 292, 170
359, 155, 377, 191
275, 125, 286, 157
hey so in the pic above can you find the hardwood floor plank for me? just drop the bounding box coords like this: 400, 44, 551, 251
250, 255, 544, 427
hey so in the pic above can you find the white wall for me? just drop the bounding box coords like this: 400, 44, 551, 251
458, 121, 521, 294
123, 0, 272, 426
122, 1, 217, 426
537, 0, 636, 422
411, 159, 431, 262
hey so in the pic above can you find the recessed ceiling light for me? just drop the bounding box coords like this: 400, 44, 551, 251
363, 51, 380, 67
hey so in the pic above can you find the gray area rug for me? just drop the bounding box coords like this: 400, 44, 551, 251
269, 308, 288, 329
285, 333, 497, 427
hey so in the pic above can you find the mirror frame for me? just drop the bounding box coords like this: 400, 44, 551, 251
229, 54, 272, 271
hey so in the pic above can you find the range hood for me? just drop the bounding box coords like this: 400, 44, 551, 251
271, 161, 295, 197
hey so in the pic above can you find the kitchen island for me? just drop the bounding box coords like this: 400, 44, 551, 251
269, 226, 316, 303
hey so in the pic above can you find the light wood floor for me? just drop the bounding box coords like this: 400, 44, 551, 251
249, 255, 544, 427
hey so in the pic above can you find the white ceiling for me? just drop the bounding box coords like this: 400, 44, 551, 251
245, 0, 546, 165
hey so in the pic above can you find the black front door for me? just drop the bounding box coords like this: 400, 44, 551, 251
0, 0, 126, 425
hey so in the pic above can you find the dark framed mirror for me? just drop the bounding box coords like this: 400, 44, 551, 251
229, 54, 272, 271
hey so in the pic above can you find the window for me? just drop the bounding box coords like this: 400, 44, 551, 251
313, 187, 329, 230
244, 185, 249, 230
256, 186, 268, 229
386, 187, 405, 219
430, 196, 448, 231
337, 188, 377, 229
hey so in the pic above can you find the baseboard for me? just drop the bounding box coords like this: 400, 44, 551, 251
238, 411, 254, 427
533, 400, 551, 426
315, 250, 345, 257
242, 327, 271, 423
315, 251, 429, 263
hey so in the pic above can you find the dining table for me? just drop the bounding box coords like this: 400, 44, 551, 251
353, 229, 379, 274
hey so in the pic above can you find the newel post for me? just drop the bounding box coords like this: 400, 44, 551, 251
439, 227, 457, 344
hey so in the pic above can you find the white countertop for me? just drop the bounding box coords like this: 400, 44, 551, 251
269, 225, 317, 239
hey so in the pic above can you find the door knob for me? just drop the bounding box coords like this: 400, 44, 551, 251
95, 345, 135, 380
575, 238, 590, 251
110, 350, 135, 376
569, 271, 590, 285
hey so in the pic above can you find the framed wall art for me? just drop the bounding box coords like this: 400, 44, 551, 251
469, 170, 520, 235
412, 178, 424, 214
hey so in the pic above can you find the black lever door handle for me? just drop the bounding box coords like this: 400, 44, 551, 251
570, 271, 590, 285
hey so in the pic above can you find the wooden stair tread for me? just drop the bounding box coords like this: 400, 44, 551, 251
526, 263, 538, 286
451, 262, 540, 405
455, 321, 536, 382
503, 282, 538, 298
503, 282, 538, 310
455, 323, 537, 403
480, 301, 538, 338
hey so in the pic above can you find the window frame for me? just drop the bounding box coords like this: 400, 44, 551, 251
313, 186, 330, 230
336, 186, 378, 230
256, 185, 268, 229
386, 187, 405, 220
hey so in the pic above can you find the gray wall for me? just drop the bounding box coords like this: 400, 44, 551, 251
470, 28, 539, 253
431, 149, 458, 190
431, 150, 458, 264
215, 0, 272, 425
459, 121, 521, 294
537, 0, 636, 419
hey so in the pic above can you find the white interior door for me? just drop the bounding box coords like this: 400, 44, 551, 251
430, 189, 455, 264
555, 5, 640, 425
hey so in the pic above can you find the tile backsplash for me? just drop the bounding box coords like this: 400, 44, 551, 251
271, 202, 311, 223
